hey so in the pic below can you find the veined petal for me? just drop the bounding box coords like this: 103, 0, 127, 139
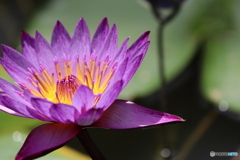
51, 21, 71, 59
127, 31, 150, 57
128, 41, 150, 62
99, 24, 118, 61
0, 78, 30, 106
96, 80, 123, 110
0, 103, 27, 118
0, 95, 48, 121
21, 31, 38, 65
72, 85, 95, 113
114, 37, 130, 63
35, 31, 55, 72
0, 58, 30, 86
122, 42, 150, 88
1, 45, 35, 70
122, 55, 142, 88
92, 100, 184, 129
31, 98, 55, 121
109, 58, 128, 85
76, 108, 103, 126
71, 18, 91, 60
16, 123, 81, 160
50, 103, 78, 124
91, 18, 109, 54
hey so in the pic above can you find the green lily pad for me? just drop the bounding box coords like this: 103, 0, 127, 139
24, 0, 197, 99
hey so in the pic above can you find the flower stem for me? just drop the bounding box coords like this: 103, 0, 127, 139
77, 129, 106, 160
158, 21, 167, 111
149, 1, 182, 160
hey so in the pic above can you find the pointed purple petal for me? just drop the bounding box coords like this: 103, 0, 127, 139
114, 37, 129, 62
99, 24, 118, 61
92, 100, 184, 129
16, 123, 81, 160
0, 58, 31, 85
35, 31, 55, 72
50, 103, 78, 124
21, 31, 39, 66
71, 18, 91, 60
76, 108, 103, 126
0, 103, 27, 117
0, 95, 48, 121
91, 18, 109, 54
31, 98, 55, 121
127, 31, 150, 57
123, 42, 150, 88
96, 80, 123, 110
109, 58, 128, 86
128, 41, 150, 62
51, 21, 71, 58
1, 45, 35, 70
122, 55, 142, 88
72, 85, 95, 113
0, 78, 29, 105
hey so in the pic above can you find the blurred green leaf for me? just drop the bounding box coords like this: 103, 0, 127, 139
202, 33, 240, 114
187, 0, 235, 40
201, 0, 240, 114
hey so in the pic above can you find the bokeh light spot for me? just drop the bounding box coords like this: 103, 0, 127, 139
161, 148, 171, 158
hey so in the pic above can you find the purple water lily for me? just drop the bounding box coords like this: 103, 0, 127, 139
0, 18, 184, 160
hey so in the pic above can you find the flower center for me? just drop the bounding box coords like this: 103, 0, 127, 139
55, 75, 81, 105
18, 55, 117, 105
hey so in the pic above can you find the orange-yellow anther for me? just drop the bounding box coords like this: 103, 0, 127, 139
21, 57, 116, 106
55, 75, 81, 105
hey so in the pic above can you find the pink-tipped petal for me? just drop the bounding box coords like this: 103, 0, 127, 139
16, 123, 81, 160
71, 18, 91, 60
91, 18, 109, 54
21, 31, 38, 65
51, 21, 71, 58
50, 103, 78, 124
76, 108, 103, 126
72, 85, 95, 113
92, 100, 184, 129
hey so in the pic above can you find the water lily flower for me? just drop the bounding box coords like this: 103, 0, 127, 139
0, 18, 184, 160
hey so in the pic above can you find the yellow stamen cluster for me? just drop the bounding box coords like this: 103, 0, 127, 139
19, 57, 116, 105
